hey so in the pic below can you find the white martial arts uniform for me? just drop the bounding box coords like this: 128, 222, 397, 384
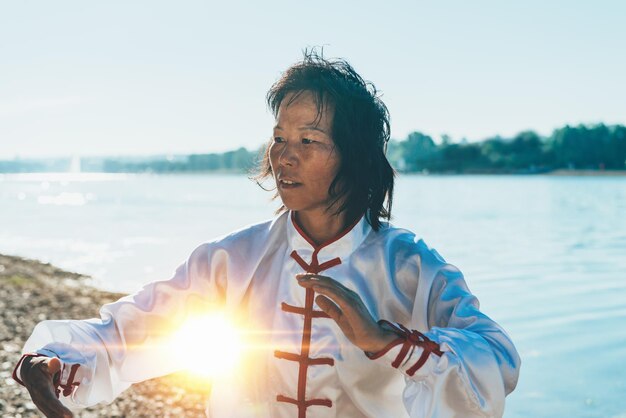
16, 211, 520, 417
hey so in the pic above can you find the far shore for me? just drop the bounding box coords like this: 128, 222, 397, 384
543, 169, 626, 176
398, 169, 626, 176
2, 169, 626, 177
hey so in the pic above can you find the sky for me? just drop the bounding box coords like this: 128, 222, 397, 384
1, 0, 625, 158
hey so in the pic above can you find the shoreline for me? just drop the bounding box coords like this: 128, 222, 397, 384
0, 253, 208, 417
542, 169, 626, 176
1, 169, 625, 179
398, 169, 626, 176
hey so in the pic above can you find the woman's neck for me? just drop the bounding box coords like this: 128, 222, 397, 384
294, 210, 348, 246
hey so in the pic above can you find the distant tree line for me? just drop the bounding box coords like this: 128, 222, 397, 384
0, 148, 260, 173
0, 158, 71, 173
1, 123, 625, 174
101, 147, 258, 173
387, 123, 626, 173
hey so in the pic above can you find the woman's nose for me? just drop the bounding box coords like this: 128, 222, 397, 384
279, 142, 298, 167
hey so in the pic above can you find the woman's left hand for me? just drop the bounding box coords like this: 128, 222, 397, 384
296, 273, 397, 353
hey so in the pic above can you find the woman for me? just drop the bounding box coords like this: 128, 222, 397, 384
14, 52, 520, 418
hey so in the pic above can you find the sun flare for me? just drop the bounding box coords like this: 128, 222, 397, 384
168, 313, 244, 378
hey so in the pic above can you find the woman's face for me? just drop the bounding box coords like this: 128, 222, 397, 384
269, 91, 341, 217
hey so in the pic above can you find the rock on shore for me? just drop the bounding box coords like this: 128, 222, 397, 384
0, 254, 208, 417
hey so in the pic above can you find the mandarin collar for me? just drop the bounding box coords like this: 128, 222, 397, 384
286, 211, 371, 264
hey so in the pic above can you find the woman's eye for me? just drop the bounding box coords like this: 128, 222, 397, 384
302, 138, 314, 145
273, 137, 285, 143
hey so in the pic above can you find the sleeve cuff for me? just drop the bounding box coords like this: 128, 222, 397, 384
365, 320, 443, 377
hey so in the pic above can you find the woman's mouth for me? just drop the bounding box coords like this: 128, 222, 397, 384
279, 179, 302, 189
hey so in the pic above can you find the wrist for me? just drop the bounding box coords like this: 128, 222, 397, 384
364, 325, 401, 354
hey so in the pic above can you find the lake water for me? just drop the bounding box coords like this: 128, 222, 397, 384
1, 173, 625, 417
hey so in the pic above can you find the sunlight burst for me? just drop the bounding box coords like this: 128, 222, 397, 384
169, 313, 244, 378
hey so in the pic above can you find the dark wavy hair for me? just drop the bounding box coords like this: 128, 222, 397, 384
255, 49, 394, 231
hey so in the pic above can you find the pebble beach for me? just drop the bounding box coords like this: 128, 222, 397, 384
0, 254, 209, 417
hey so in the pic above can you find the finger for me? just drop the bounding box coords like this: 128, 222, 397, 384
296, 274, 352, 293
297, 278, 319, 289
296, 273, 329, 280
309, 283, 359, 317
315, 295, 343, 322
313, 283, 376, 326
295, 273, 325, 286
296, 275, 367, 322
44, 357, 62, 376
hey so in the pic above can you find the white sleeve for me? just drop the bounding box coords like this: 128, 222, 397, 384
18, 242, 229, 410
371, 264, 521, 418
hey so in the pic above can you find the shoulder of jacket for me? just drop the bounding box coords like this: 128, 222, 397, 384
193, 212, 288, 254
369, 223, 448, 267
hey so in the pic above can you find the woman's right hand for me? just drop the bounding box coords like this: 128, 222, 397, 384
20, 356, 74, 418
